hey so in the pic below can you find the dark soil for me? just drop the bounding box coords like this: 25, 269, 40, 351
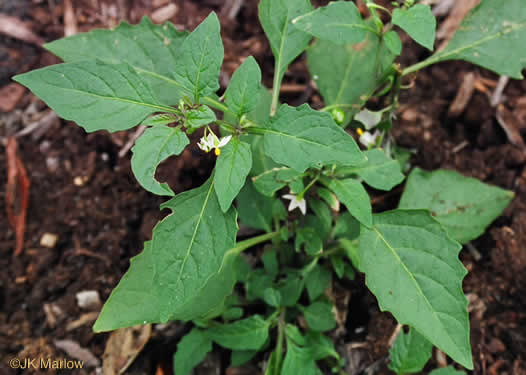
1, 1, 525, 375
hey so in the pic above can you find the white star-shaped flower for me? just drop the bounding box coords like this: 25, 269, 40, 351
357, 129, 380, 148
197, 131, 232, 156
282, 193, 307, 215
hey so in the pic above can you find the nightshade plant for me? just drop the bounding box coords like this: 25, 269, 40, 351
14, 0, 523, 373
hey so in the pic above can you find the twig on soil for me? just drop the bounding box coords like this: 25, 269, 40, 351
452, 140, 469, 154
448, 72, 475, 117
387, 323, 403, 347
466, 243, 482, 261
15, 110, 59, 140
496, 104, 526, 149
490, 76, 510, 107
5, 137, 30, 256
0, 14, 44, 46
118, 125, 146, 158
64, 0, 78, 36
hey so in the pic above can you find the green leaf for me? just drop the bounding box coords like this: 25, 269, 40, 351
331, 255, 345, 279
337, 149, 405, 191
215, 139, 253, 212
43, 16, 188, 105
316, 187, 339, 211
429, 366, 467, 375
264, 104, 365, 172
431, 0, 526, 79
392, 4, 436, 51
305, 331, 340, 361
324, 178, 372, 227
308, 30, 395, 120
389, 327, 433, 374
399, 168, 514, 244
282, 336, 321, 375
304, 264, 332, 301
278, 275, 304, 307
174, 329, 213, 375
185, 105, 216, 130
205, 315, 270, 350
384, 30, 403, 56
13, 61, 171, 133
333, 211, 360, 240
263, 288, 282, 307
231, 350, 258, 367
292, 2, 371, 44
131, 126, 189, 196
246, 270, 274, 301
152, 178, 238, 322
93, 242, 161, 331
262, 249, 279, 278
358, 210, 473, 369
309, 200, 332, 236
302, 301, 337, 332
253, 167, 304, 197
236, 179, 274, 232
295, 228, 322, 255
258, 0, 313, 88
174, 12, 224, 101
225, 56, 262, 117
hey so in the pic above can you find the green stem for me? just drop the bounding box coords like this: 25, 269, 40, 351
297, 175, 320, 200
274, 309, 286, 370
320, 103, 355, 112
231, 231, 280, 255
402, 56, 441, 77
202, 96, 237, 117
216, 120, 238, 133
270, 66, 282, 117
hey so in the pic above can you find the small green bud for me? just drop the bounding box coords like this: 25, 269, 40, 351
331, 108, 345, 125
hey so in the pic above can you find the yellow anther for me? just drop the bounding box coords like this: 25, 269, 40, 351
357, 128, 364, 136
214, 148, 221, 156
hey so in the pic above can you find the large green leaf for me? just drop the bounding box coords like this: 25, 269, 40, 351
173, 329, 213, 375
205, 315, 270, 350
258, 0, 313, 89
389, 327, 433, 374
392, 4, 436, 51
308, 30, 395, 120
214, 138, 253, 212
324, 178, 372, 227
336, 149, 405, 190
429, 366, 466, 375
304, 264, 332, 302
292, 1, 371, 44
43, 16, 188, 105
152, 178, 238, 322
93, 241, 160, 331
131, 126, 189, 196
399, 168, 514, 244
302, 301, 337, 332
359, 210, 473, 369
13, 61, 172, 133
263, 104, 365, 172
225, 56, 262, 118
429, 0, 526, 79
236, 179, 275, 232
174, 12, 224, 101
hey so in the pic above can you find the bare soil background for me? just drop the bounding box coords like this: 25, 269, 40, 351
1, 1, 525, 374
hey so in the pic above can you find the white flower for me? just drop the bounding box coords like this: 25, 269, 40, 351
282, 193, 307, 215
197, 131, 232, 156
357, 129, 380, 148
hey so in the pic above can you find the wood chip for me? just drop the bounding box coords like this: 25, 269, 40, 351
76, 290, 101, 310
0, 83, 26, 112
496, 104, 526, 149
54, 340, 101, 367
66, 312, 100, 331
151, 3, 178, 23
490, 76, 510, 107
0, 14, 44, 46
63, 0, 78, 36
448, 72, 475, 117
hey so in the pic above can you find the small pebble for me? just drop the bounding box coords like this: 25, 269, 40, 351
40, 233, 58, 248
76, 290, 101, 310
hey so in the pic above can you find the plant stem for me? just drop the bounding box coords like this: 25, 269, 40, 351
274, 309, 286, 370
231, 231, 280, 255
401, 56, 440, 77
320, 103, 355, 112
297, 175, 320, 200
202, 96, 237, 117
270, 65, 282, 117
